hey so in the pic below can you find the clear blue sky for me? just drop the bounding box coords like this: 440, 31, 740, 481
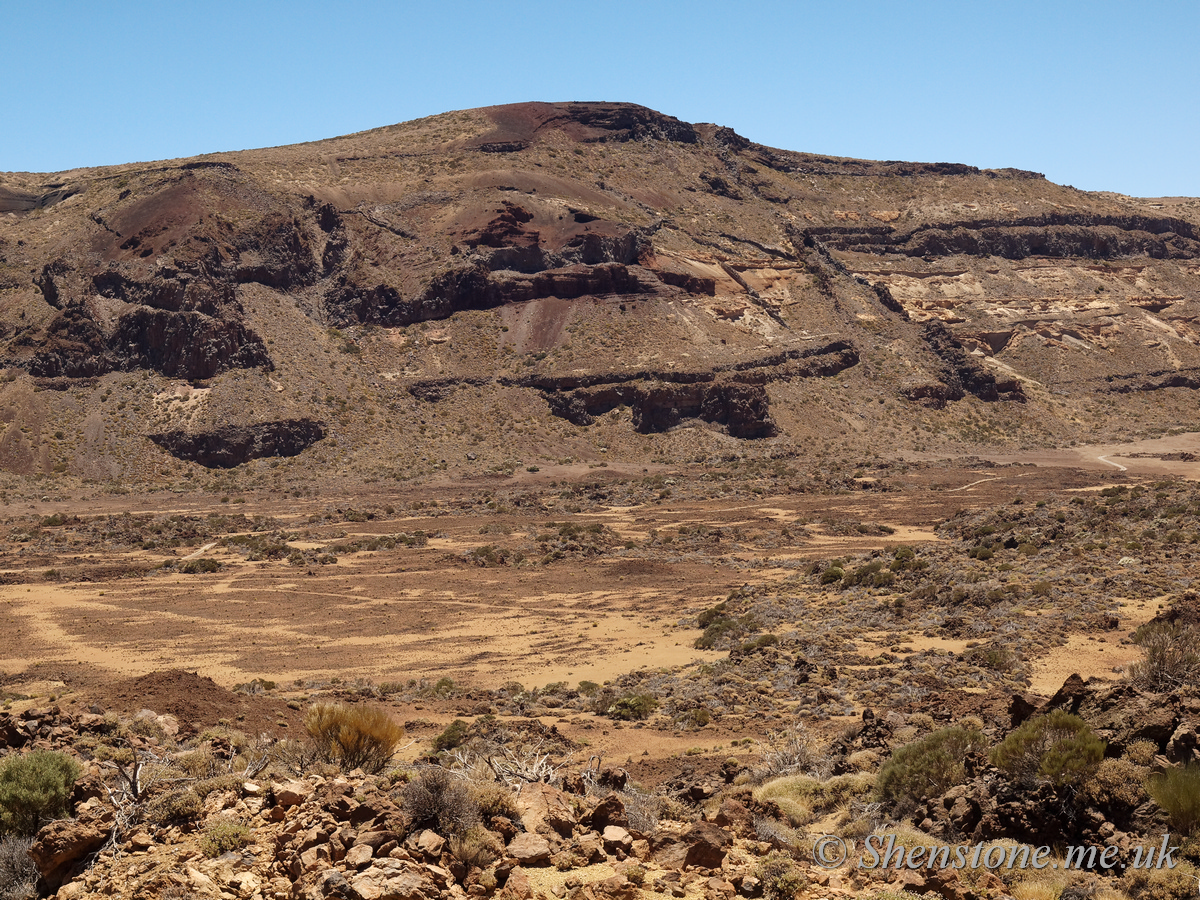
4, 1, 1197, 197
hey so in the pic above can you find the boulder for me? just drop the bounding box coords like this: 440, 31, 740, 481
516, 782, 577, 836
602, 826, 633, 853
583, 793, 628, 830
350, 861, 436, 900
28, 809, 112, 889
508, 832, 552, 865
275, 780, 314, 808
654, 822, 731, 870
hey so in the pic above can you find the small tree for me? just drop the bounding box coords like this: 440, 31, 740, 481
0, 750, 81, 836
990, 710, 1104, 788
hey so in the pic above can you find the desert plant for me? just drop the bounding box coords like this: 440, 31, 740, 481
0, 836, 37, 900
757, 850, 807, 900
755, 773, 874, 827
1122, 859, 1200, 900
876, 726, 987, 805
433, 719, 471, 752
199, 818, 250, 858
401, 767, 479, 834
0, 750, 81, 836
606, 693, 658, 720
449, 825, 503, 869
470, 783, 520, 822
1129, 622, 1200, 691
760, 724, 831, 779
1146, 763, 1200, 836
304, 702, 405, 774
144, 788, 204, 826
1082, 758, 1148, 820
990, 710, 1104, 788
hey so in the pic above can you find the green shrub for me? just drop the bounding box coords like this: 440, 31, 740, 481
820, 566, 845, 585
990, 710, 1104, 788
180, 557, 221, 574
1146, 763, 1200, 836
144, 788, 204, 826
606, 694, 658, 720
433, 719, 470, 752
757, 850, 806, 900
0, 750, 80, 836
199, 818, 250, 858
876, 726, 987, 805
304, 702, 405, 774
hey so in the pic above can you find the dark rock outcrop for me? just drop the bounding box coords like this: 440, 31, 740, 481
149, 419, 326, 468
920, 320, 1025, 404
802, 213, 1200, 261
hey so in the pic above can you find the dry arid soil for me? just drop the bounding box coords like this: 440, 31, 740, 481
3, 102, 1200, 900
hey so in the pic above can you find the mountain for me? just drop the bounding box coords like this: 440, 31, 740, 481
1, 101, 1197, 486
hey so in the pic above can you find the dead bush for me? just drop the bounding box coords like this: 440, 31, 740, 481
401, 767, 479, 834
449, 825, 503, 869
0, 836, 37, 900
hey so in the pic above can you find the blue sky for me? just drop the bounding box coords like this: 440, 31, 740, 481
4, 1, 1197, 197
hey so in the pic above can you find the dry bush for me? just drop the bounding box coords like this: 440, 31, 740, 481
304, 702, 404, 774
755, 773, 874, 827
1129, 623, 1200, 691
401, 767, 479, 834
470, 783, 520, 822
199, 818, 250, 858
756, 850, 806, 900
1082, 758, 1148, 818
758, 724, 831, 780
449, 825, 503, 869
0, 836, 37, 900
1122, 860, 1200, 900
143, 789, 203, 826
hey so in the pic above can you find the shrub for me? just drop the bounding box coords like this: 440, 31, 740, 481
1083, 758, 1148, 819
1146, 763, 1200, 836
990, 710, 1105, 788
144, 789, 204, 826
304, 702, 405, 774
606, 694, 658, 721
199, 818, 250, 858
0, 836, 37, 900
755, 773, 874, 827
1129, 623, 1200, 691
876, 726, 987, 805
757, 850, 807, 900
401, 767, 479, 834
433, 719, 470, 752
1125, 739, 1158, 766
0, 750, 81, 836
449, 825, 503, 869
1122, 859, 1200, 900
180, 557, 221, 574
470, 783, 520, 822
